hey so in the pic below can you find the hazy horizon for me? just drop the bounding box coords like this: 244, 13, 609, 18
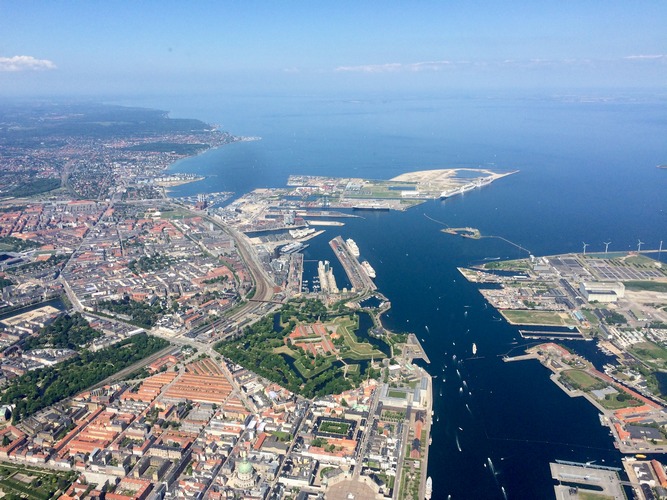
1, 1, 665, 99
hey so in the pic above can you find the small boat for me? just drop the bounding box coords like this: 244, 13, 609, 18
636, 454, 647, 459
425, 477, 432, 499
472, 343, 477, 356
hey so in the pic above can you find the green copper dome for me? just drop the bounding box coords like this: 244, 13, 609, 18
238, 459, 253, 475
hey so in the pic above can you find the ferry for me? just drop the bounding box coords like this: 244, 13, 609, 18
425, 477, 432, 499
345, 238, 360, 257
361, 260, 376, 278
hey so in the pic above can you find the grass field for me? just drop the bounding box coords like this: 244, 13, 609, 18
483, 259, 532, 271
623, 255, 661, 266
293, 357, 333, 379
501, 309, 577, 326
346, 363, 360, 374
334, 316, 386, 360
624, 281, 667, 293
581, 309, 600, 324
0, 464, 76, 500
387, 389, 408, 399
597, 393, 643, 410
320, 421, 351, 435
561, 369, 603, 390
629, 341, 667, 368
578, 493, 613, 500
272, 345, 295, 356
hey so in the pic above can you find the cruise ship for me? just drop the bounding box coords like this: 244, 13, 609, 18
345, 238, 360, 257
361, 260, 376, 279
280, 242, 309, 255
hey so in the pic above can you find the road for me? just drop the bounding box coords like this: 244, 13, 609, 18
268, 400, 310, 493
353, 383, 381, 479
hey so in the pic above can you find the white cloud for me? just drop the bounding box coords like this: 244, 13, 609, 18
624, 54, 666, 60
0, 55, 57, 72
334, 55, 667, 75
335, 60, 455, 73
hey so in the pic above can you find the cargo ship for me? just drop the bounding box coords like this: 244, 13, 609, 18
425, 477, 432, 499
361, 260, 376, 278
345, 238, 360, 257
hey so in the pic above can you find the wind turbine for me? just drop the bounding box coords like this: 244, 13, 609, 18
603, 241, 611, 254
637, 239, 644, 252
582, 242, 589, 255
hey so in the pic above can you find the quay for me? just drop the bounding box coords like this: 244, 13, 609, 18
404, 334, 431, 364
503, 352, 538, 362
550, 461, 625, 500
295, 209, 360, 218
519, 329, 586, 340
329, 235, 377, 292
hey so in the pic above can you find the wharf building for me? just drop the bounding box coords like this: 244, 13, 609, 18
579, 282, 625, 303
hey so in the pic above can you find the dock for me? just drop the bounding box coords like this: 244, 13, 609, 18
519, 329, 585, 340
404, 334, 430, 364
503, 352, 538, 362
286, 253, 304, 296
329, 236, 376, 292
550, 461, 625, 500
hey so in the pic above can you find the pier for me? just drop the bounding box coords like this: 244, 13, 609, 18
329, 236, 376, 292
404, 334, 431, 364
519, 329, 585, 340
503, 352, 538, 362
550, 461, 625, 500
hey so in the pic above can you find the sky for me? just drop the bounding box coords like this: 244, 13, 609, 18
0, 1, 665, 98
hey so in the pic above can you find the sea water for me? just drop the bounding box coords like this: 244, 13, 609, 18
146, 91, 667, 498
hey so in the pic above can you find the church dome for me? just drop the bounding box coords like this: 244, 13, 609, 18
237, 458, 253, 476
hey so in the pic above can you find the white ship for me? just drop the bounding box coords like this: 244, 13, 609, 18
361, 260, 376, 278
425, 477, 432, 499
472, 343, 477, 355
280, 242, 309, 254
346, 238, 360, 257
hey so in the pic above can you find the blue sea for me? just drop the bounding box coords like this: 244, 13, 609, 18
129, 91, 667, 498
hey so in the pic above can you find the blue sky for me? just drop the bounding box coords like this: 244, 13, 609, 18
1, 1, 665, 97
